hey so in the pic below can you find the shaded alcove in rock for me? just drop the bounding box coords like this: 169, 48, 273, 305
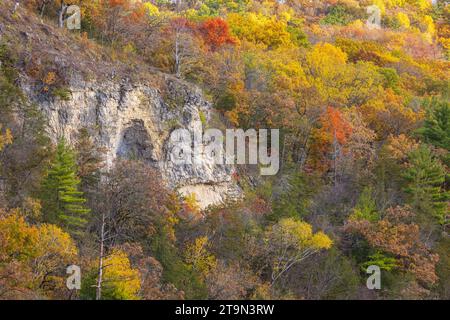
116, 119, 156, 163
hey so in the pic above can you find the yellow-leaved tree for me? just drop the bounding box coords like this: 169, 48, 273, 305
227, 12, 293, 48
0, 125, 12, 151
81, 248, 141, 300
185, 236, 217, 279
265, 218, 332, 286
0, 209, 77, 299
306, 43, 383, 107
33, 224, 78, 292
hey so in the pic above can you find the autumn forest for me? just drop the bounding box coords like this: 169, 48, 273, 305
0, 0, 449, 300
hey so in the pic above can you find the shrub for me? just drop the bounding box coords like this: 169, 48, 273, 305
52, 87, 72, 101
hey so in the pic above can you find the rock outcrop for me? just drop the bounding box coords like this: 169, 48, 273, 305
22, 77, 241, 209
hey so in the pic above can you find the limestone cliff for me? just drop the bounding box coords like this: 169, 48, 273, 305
22, 77, 241, 209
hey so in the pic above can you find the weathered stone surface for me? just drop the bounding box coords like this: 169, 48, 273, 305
22, 77, 241, 209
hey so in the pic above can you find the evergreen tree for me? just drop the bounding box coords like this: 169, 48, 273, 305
271, 172, 318, 222
417, 98, 450, 167
418, 98, 450, 152
40, 139, 90, 235
349, 187, 380, 222
403, 145, 449, 225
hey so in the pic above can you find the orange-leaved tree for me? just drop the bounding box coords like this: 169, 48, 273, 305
198, 18, 236, 51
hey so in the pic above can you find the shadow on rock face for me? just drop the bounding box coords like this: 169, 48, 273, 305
117, 119, 156, 163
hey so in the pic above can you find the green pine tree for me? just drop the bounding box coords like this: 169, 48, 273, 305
418, 98, 450, 151
349, 187, 380, 222
417, 98, 450, 166
40, 138, 91, 235
403, 145, 449, 225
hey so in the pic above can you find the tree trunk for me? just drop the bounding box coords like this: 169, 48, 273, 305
174, 32, 181, 78
40, 1, 47, 17
12, 1, 20, 14
96, 211, 106, 300
59, 3, 68, 28
333, 129, 337, 187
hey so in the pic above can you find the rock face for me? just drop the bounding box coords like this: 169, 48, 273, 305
22, 76, 241, 209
